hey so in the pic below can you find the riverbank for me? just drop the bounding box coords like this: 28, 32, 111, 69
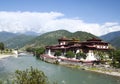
60, 62, 120, 77
40, 54, 120, 77
0, 54, 18, 59
89, 69, 120, 77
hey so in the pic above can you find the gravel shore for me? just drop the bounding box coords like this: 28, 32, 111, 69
0, 54, 18, 59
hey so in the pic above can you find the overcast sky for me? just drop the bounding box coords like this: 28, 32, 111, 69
0, 0, 120, 36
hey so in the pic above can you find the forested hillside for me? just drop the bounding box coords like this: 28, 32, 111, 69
100, 31, 120, 49
0, 31, 17, 42
4, 35, 35, 48
25, 30, 97, 48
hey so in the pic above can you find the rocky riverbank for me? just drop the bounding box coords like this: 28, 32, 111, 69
60, 61, 120, 77
40, 54, 120, 77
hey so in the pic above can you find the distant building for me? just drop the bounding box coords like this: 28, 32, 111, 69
45, 37, 110, 61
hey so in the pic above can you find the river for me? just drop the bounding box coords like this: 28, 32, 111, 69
0, 54, 120, 84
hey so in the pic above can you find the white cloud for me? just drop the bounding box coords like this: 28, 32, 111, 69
0, 11, 120, 36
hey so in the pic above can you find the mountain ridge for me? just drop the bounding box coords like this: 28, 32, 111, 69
25, 30, 97, 48
100, 31, 120, 49
0, 31, 36, 48
100, 31, 120, 42
0, 31, 18, 42
1, 30, 120, 49
4, 34, 36, 48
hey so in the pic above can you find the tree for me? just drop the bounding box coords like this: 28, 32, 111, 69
34, 48, 45, 56
26, 47, 35, 52
107, 50, 114, 59
76, 52, 86, 59
0, 42, 4, 54
94, 51, 107, 61
10, 49, 12, 53
0, 42, 4, 50
113, 50, 120, 63
65, 51, 75, 58
13, 67, 49, 84
112, 50, 120, 68
107, 49, 120, 68
54, 50, 62, 56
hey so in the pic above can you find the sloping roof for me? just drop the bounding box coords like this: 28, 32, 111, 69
58, 36, 71, 41
52, 46, 69, 50
87, 38, 102, 42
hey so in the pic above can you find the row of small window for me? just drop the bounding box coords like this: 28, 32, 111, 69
96, 45, 108, 49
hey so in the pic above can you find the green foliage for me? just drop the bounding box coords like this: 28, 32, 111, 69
108, 49, 120, 68
26, 47, 45, 57
0, 42, 4, 50
113, 50, 120, 62
13, 67, 49, 84
34, 48, 45, 56
76, 52, 86, 59
112, 50, 120, 68
54, 50, 62, 56
94, 51, 107, 61
0, 80, 2, 84
107, 50, 114, 59
26, 47, 35, 52
0, 67, 58, 84
65, 51, 75, 58
0, 42, 5, 54
2, 48, 13, 54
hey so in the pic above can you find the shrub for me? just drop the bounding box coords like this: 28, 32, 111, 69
54, 50, 62, 56
76, 52, 86, 59
13, 67, 49, 84
65, 51, 75, 58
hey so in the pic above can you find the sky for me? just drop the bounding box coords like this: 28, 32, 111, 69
0, 0, 120, 36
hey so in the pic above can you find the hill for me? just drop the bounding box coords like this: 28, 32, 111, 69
100, 31, 120, 49
109, 36, 120, 49
4, 35, 36, 48
0, 31, 17, 42
100, 31, 120, 42
25, 30, 97, 48
0, 31, 37, 49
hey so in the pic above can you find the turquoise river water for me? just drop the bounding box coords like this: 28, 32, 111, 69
0, 54, 120, 84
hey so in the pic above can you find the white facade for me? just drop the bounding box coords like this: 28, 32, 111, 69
85, 50, 97, 61
48, 49, 51, 56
